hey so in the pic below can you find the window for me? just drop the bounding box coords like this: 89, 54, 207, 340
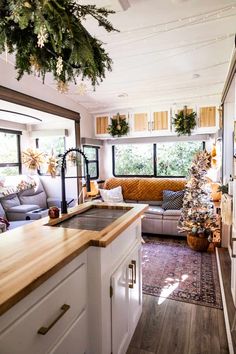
83, 145, 99, 179
36, 136, 65, 156
0, 129, 21, 176
36, 136, 65, 175
113, 144, 154, 176
156, 141, 203, 176
113, 141, 203, 177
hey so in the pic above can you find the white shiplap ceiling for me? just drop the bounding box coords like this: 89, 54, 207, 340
1, 0, 236, 115
68, 0, 236, 113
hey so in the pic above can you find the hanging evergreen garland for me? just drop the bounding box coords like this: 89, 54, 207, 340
172, 106, 197, 136
107, 113, 129, 137
0, 0, 118, 89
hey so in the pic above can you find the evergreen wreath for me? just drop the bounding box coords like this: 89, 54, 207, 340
172, 106, 197, 136
107, 113, 129, 137
0, 0, 118, 89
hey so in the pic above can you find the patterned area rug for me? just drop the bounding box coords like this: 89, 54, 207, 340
142, 236, 223, 309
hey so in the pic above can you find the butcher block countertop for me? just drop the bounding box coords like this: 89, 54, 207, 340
0, 202, 148, 316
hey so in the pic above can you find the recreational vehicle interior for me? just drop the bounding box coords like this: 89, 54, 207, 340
0, 0, 236, 353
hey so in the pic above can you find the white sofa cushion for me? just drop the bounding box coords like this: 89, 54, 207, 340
99, 186, 124, 203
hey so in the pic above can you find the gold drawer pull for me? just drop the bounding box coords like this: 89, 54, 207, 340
131, 260, 136, 284
38, 304, 70, 335
129, 263, 134, 289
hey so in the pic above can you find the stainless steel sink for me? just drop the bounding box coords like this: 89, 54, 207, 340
53, 207, 129, 231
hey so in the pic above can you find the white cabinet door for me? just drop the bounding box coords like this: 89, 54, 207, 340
111, 244, 142, 354
111, 258, 130, 354
129, 246, 142, 332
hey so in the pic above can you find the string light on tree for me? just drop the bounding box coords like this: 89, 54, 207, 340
178, 150, 219, 243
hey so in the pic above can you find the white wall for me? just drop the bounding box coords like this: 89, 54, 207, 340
223, 75, 236, 182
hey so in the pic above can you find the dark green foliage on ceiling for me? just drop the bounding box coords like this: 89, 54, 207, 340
0, 0, 118, 87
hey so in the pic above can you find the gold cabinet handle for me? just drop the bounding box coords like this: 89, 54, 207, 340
131, 260, 136, 284
38, 304, 70, 335
129, 263, 134, 288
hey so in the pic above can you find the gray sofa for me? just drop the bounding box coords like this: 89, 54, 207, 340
0, 175, 62, 231
103, 178, 186, 237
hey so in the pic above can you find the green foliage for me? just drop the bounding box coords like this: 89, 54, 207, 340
217, 184, 228, 194
156, 142, 202, 176
108, 113, 129, 137
173, 109, 197, 136
114, 142, 202, 177
0, 0, 118, 87
114, 144, 153, 175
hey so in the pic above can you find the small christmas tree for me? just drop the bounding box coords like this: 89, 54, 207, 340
178, 150, 218, 241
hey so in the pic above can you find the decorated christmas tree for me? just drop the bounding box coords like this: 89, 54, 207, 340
178, 150, 218, 241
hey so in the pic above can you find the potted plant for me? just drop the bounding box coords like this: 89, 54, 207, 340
178, 150, 219, 251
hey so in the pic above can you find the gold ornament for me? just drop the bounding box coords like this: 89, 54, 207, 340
67, 152, 77, 166
56, 56, 63, 76
30, 55, 41, 72
76, 82, 87, 96
57, 80, 69, 94
46, 155, 59, 178
22, 148, 45, 170
24, 2, 31, 8
211, 144, 216, 158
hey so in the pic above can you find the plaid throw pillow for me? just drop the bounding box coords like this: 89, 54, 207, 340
162, 190, 184, 210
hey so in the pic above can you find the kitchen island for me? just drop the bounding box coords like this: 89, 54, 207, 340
0, 202, 147, 354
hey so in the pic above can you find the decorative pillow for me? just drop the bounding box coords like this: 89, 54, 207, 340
99, 186, 124, 203
162, 190, 184, 210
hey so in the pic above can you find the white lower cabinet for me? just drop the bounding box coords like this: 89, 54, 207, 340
0, 218, 143, 354
0, 253, 88, 354
111, 245, 142, 354
49, 309, 87, 354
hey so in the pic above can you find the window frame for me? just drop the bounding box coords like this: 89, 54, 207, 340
0, 128, 22, 175
83, 145, 99, 180
112, 141, 205, 178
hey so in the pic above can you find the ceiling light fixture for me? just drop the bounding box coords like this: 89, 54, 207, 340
0, 109, 42, 122
192, 74, 200, 79
118, 93, 128, 98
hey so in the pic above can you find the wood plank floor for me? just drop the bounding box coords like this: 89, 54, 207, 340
127, 294, 229, 354
217, 247, 236, 350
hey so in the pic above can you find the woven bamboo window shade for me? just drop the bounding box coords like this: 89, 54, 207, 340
177, 108, 193, 114
96, 116, 109, 134
199, 107, 216, 127
112, 114, 127, 120
133, 113, 149, 131
153, 111, 168, 130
